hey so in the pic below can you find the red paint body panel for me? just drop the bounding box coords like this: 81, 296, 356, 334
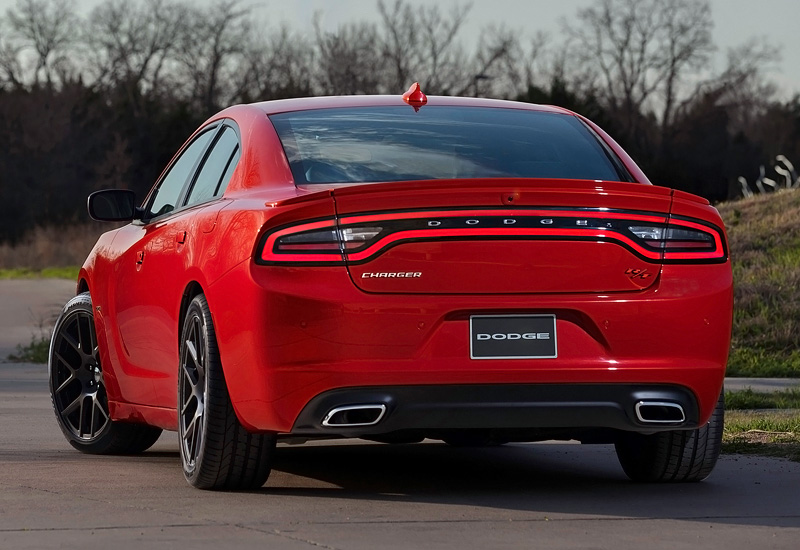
205, 259, 731, 432
75, 95, 732, 438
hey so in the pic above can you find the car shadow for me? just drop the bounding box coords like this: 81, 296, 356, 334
257, 440, 800, 528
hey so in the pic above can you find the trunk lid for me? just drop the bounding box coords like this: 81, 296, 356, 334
330, 178, 673, 294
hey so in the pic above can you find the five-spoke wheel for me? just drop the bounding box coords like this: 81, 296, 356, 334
49, 293, 162, 454
50, 300, 109, 441
179, 309, 207, 473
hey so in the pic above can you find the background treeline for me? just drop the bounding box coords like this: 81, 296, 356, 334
0, 0, 799, 245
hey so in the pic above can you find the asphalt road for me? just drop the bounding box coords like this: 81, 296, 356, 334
0, 278, 75, 359
2, 279, 800, 549
2, 362, 800, 549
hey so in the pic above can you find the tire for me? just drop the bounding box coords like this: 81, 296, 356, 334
178, 293, 276, 490
49, 292, 163, 455
615, 391, 724, 482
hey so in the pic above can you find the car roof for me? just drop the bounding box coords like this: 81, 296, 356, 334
245, 94, 575, 116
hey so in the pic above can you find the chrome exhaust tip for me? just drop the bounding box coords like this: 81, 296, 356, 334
635, 401, 686, 424
322, 404, 387, 427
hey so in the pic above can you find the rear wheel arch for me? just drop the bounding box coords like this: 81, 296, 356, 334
177, 281, 239, 417
178, 281, 205, 354
178, 292, 276, 489
77, 279, 89, 294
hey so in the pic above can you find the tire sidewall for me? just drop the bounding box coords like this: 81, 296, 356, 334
48, 292, 114, 452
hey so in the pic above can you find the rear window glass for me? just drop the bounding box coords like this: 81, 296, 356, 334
269, 106, 629, 185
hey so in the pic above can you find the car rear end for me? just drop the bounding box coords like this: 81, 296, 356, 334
209, 99, 732, 449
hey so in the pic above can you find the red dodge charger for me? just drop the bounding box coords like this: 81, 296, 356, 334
48, 85, 732, 489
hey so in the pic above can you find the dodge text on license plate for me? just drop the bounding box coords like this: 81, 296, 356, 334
470, 314, 557, 359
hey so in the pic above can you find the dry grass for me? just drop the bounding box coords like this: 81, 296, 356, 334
717, 188, 800, 377
0, 224, 107, 270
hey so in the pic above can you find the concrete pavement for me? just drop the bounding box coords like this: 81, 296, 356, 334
725, 378, 800, 392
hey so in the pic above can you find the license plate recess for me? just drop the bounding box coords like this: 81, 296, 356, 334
469, 314, 557, 359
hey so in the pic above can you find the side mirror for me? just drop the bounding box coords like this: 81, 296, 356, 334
88, 190, 140, 222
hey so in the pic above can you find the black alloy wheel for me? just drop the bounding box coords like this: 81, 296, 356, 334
49, 292, 162, 454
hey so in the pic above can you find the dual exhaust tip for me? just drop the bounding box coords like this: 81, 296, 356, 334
322, 404, 387, 427
320, 400, 686, 428
635, 401, 685, 424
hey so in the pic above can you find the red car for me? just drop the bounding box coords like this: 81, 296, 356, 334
48, 85, 732, 490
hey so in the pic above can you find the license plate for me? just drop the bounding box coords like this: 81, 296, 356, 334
470, 314, 557, 359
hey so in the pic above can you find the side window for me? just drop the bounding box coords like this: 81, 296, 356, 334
184, 126, 240, 207
146, 129, 215, 219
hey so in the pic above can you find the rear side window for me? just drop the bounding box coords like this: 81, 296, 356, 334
146, 129, 215, 219
184, 126, 240, 207
270, 106, 629, 185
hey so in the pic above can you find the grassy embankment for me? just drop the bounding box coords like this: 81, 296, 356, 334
723, 408, 800, 462
0, 266, 80, 279
718, 189, 800, 378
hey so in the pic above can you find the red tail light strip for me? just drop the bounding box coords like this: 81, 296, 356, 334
257, 208, 727, 265
662, 218, 725, 261
261, 219, 339, 263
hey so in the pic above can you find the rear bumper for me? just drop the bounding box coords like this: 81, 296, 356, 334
206, 260, 732, 434
291, 383, 700, 437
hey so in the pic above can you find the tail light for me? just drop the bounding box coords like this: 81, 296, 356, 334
257, 210, 726, 265
628, 218, 725, 261
259, 219, 384, 263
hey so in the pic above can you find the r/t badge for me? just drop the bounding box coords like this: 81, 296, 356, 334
625, 268, 652, 280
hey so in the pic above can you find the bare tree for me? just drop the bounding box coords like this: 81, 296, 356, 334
657, 1, 715, 130
85, 0, 186, 101
4, 0, 79, 87
458, 25, 528, 97
237, 24, 315, 101
377, 0, 471, 94
314, 18, 383, 95
711, 39, 781, 134
0, 25, 25, 89
174, 0, 252, 113
564, 0, 714, 136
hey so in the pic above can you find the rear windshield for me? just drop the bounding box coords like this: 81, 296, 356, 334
269, 106, 630, 185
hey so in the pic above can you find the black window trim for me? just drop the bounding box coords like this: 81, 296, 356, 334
212, 143, 241, 197
138, 119, 241, 225
179, 121, 241, 210
573, 116, 635, 183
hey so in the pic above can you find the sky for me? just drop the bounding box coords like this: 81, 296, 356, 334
1, 0, 798, 97
262, 0, 800, 97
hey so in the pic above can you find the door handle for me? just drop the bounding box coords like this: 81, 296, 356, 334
176, 231, 187, 244
136, 251, 144, 264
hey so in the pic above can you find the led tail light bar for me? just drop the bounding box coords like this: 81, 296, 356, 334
257, 208, 727, 265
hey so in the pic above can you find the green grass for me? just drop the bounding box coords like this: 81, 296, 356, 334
726, 388, 800, 410
718, 189, 800, 377
7, 335, 50, 363
0, 266, 79, 280
723, 409, 800, 462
